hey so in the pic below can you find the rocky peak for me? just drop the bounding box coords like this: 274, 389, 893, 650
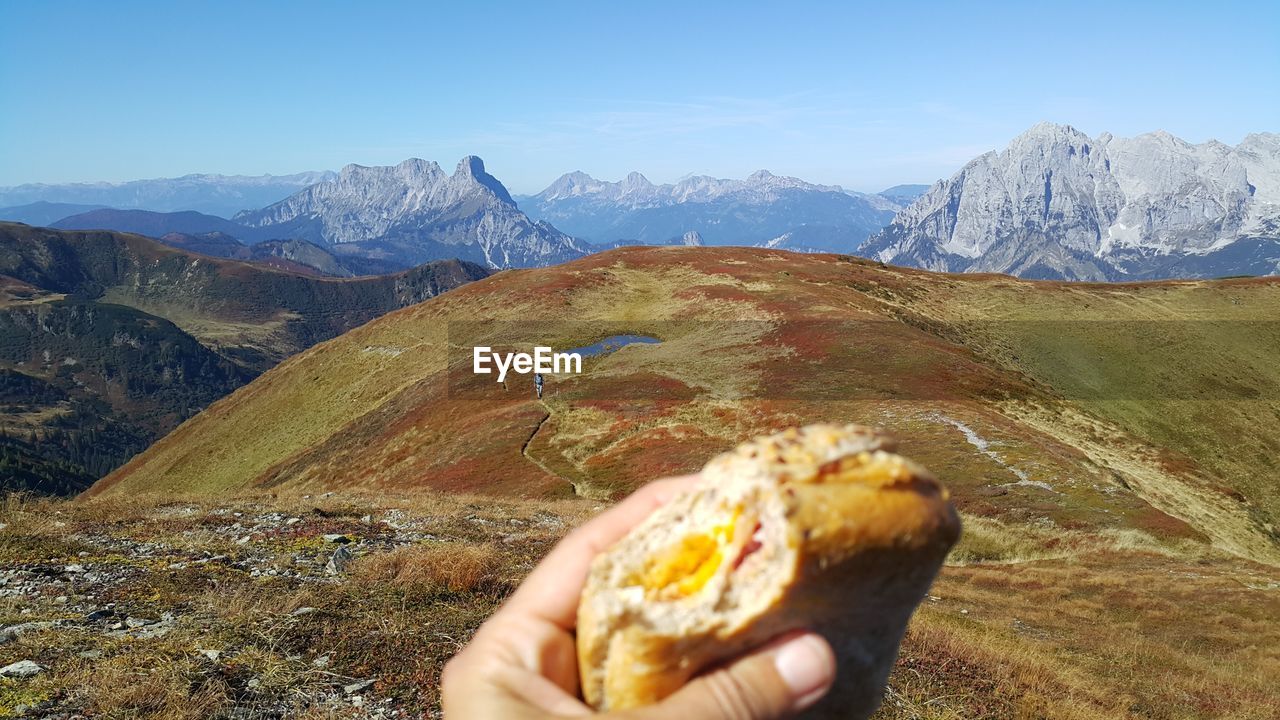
396, 158, 443, 182
546, 171, 595, 193
1240, 132, 1280, 150
538, 171, 606, 201
337, 163, 369, 179
334, 159, 444, 189
621, 171, 653, 192
1018, 121, 1085, 140
1007, 122, 1094, 158
454, 155, 485, 177
228, 156, 582, 268
863, 123, 1280, 281
452, 156, 514, 206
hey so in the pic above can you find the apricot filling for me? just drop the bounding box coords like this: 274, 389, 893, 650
639, 508, 742, 597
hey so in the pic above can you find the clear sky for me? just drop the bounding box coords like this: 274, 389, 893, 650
1, 1, 1277, 193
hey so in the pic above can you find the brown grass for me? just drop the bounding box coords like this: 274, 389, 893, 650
875, 551, 1280, 720
62, 655, 229, 719
352, 542, 506, 596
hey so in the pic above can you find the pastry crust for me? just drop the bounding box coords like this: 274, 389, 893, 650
576, 424, 960, 717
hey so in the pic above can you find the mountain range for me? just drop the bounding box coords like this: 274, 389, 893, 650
0, 171, 335, 218
516, 169, 908, 251
48, 208, 401, 276
51, 208, 270, 241
0, 223, 487, 492
864, 123, 1280, 280
5, 123, 1279, 280
233, 157, 589, 269
0, 201, 110, 227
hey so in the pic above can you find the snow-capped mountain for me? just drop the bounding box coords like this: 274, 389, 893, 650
862, 123, 1280, 280
0, 172, 335, 218
517, 169, 902, 252
235, 157, 587, 269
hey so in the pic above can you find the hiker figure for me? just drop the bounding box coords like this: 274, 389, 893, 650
534, 373, 544, 399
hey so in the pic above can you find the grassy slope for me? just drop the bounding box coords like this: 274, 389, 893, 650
94, 247, 1280, 563
898, 276, 1280, 560
45, 246, 1280, 717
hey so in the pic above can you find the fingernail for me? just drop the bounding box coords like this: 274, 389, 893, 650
774, 634, 835, 710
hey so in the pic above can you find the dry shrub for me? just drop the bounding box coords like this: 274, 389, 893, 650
63, 655, 228, 719
353, 542, 505, 597
0, 493, 63, 534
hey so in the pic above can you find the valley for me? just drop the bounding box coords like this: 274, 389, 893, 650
0, 223, 488, 492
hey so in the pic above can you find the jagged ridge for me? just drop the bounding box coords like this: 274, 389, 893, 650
235, 157, 587, 269
863, 123, 1280, 280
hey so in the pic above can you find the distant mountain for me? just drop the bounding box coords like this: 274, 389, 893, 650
156, 231, 250, 259
517, 169, 897, 252
0, 223, 488, 491
52, 208, 262, 239
863, 123, 1280, 280
154, 233, 356, 277
52, 210, 389, 277
589, 229, 707, 251
754, 225, 874, 253
0, 201, 108, 226
235, 157, 587, 269
877, 184, 930, 206
0, 171, 336, 218
242, 238, 359, 277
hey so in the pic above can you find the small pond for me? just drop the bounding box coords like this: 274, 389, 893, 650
565, 334, 661, 358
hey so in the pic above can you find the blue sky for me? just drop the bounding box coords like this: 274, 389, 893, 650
1, 1, 1276, 193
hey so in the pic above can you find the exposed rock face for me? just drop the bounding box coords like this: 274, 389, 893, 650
518, 169, 898, 251
235, 158, 586, 269
863, 123, 1280, 280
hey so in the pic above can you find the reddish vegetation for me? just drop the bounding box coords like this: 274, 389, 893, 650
558, 372, 698, 403
580, 424, 724, 497
94, 245, 1278, 558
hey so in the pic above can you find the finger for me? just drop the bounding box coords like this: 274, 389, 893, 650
502, 474, 701, 629
496, 666, 593, 717
626, 632, 836, 720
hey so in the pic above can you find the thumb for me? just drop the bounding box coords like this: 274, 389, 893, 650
631, 631, 836, 720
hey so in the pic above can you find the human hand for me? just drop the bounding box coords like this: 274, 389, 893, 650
441, 475, 836, 719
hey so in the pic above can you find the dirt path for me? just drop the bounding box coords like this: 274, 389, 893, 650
520, 402, 581, 496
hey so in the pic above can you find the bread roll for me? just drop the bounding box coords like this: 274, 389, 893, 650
576, 424, 960, 717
